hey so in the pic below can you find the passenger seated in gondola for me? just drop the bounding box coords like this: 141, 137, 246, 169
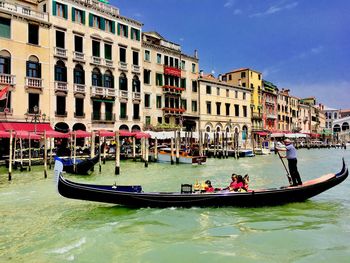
193, 181, 201, 192
225, 174, 248, 192
204, 180, 215, 193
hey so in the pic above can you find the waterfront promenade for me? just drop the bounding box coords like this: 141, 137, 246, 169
1, 148, 349, 262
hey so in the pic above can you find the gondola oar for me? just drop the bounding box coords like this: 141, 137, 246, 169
277, 150, 293, 185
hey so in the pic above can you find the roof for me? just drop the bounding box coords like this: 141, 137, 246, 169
225, 68, 262, 74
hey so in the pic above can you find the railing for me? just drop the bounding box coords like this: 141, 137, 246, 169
91, 56, 102, 65
104, 112, 116, 122
73, 84, 86, 94
0, 107, 12, 114
25, 77, 43, 89
54, 81, 68, 92
132, 92, 141, 100
79, 0, 119, 16
105, 87, 117, 97
252, 112, 262, 119
132, 65, 140, 72
105, 59, 113, 68
91, 86, 105, 96
267, 114, 277, 119
92, 112, 116, 122
73, 51, 85, 61
119, 90, 128, 99
161, 85, 184, 95
118, 61, 128, 71
54, 47, 67, 58
162, 107, 186, 115
0, 1, 49, 23
0, 73, 15, 85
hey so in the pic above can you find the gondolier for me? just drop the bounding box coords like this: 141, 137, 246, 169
277, 139, 303, 186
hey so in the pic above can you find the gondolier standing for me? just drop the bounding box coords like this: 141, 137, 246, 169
277, 139, 303, 186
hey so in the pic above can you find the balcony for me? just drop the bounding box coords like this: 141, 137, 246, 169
162, 85, 184, 95
0, 73, 15, 86
92, 112, 116, 122
79, 0, 119, 16
25, 77, 43, 90
91, 86, 105, 96
132, 64, 140, 73
119, 90, 128, 99
105, 87, 117, 97
91, 56, 102, 65
252, 112, 263, 120
54, 47, 67, 58
0, 1, 49, 23
132, 92, 141, 101
162, 107, 186, 115
267, 114, 277, 119
105, 59, 113, 68
118, 61, 128, 71
164, 65, 181, 77
0, 107, 13, 115
73, 84, 86, 94
54, 81, 68, 92
73, 51, 85, 62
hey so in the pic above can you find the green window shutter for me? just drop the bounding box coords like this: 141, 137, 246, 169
71, 7, 75, 22
63, 4, 68, 19
100, 17, 105, 30
117, 23, 120, 35
137, 30, 140, 41
125, 25, 128, 38
52, 1, 56, 16
89, 13, 93, 27
130, 28, 134, 40
111, 21, 115, 34
82, 11, 85, 25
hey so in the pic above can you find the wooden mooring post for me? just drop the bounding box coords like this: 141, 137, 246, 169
176, 130, 180, 164
44, 131, 48, 178
115, 131, 120, 175
145, 137, 149, 168
154, 137, 158, 162
8, 130, 13, 181
170, 137, 174, 165
90, 131, 95, 172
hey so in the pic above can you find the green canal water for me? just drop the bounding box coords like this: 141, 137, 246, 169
1, 149, 350, 263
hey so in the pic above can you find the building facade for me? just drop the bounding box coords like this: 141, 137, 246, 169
261, 80, 278, 131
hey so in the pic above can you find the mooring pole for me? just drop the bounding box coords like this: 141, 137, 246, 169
28, 133, 32, 171
170, 137, 174, 165
145, 137, 149, 168
154, 137, 158, 162
176, 130, 180, 164
90, 131, 95, 172
115, 131, 120, 175
44, 131, 48, 178
8, 130, 13, 181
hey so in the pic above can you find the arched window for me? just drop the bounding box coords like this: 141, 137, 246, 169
342, 122, 349, 131
132, 75, 140, 92
73, 64, 85, 84
0, 50, 11, 74
55, 60, 67, 81
119, 73, 127, 91
104, 70, 114, 88
26, 55, 41, 78
92, 68, 102, 86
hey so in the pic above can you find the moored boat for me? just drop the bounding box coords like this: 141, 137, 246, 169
57, 154, 100, 175
157, 148, 207, 165
56, 159, 348, 208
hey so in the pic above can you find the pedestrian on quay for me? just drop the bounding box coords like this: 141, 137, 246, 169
277, 139, 303, 186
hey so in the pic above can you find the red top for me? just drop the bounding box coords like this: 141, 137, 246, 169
206, 186, 215, 192
230, 181, 244, 190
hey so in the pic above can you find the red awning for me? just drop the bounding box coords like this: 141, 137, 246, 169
135, 132, 151, 139
98, 130, 115, 137
15, 131, 41, 140
0, 122, 53, 132
70, 130, 91, 138
39, 130, 69, 138
256, 132, 269, 136
0, 130, 10, 138
119, 130, 135, 137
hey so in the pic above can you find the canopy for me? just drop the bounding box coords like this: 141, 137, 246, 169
0, 130, 10, 138
255, 131, 269, 136
285, 133, 307, 138
70, 130, 91, 138
119, 130, 135, 137
0, 122, 53, 132
39, 130, 69, 138
135, 132, 151, 139
270, 133, 285, 138
97, 130, 116, 137
15, 131, 41, 140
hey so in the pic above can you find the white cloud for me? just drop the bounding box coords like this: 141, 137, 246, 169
250, 1, 298, 17
224, 0, 235, 8
233, 9, 243, 15
179, 37, 185, 42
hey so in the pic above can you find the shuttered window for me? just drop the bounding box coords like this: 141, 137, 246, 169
0, 17, 11, 39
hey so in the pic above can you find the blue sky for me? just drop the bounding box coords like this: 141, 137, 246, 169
112, 0, 350, 109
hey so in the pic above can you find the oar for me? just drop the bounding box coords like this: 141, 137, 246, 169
277, 151, 293, 185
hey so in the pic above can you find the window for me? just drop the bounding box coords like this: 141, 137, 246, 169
0, 91, 11, 111
157, 53, 161, 64
181, 60, 185, 70
216, 102, 221, 115
145, 116, 151, 125
0, 55, 11, 74
192, 100, 197, 112
104, 43, 112, 60
156, 95, 162, 109
206, 102, 211, 115
133, 103, 140, 119
181, 99, 187, 110
132, 51, 139, 66
192, 63, 196, 73
28, 24, 39, 45
131, 28, 140, 40
104, 70, 114, 88
26, 60, 41, 78
164, 56, 169, 66
234, 104, 239, 117
119, 73, 127, 90
228, 75, 232, 81
55, 2, 68, 19
170, 57, 174, 67
192, 81, 197, 92
28, 93, 39, 114
144, 50, 150, 62
54, 61, 67, 82
132, 75, 140, 92
105, 19, 115, 33
216, 87, 220, 96
243, 92, 246, 100
235, 91, 238, 99
143, 69, 151, 84
92, 15, 100, 28
144, 94, 151, 108
119, 47, 126, 63
0, 17, 11, 38
72, 8, 85, 24
157, 117, 162, 124
241, 72, 246, 78
73, 64, 85, 84
92, 68, 102, 86
120, 103, 127, 118
56, 30, 65, 48
225, 103, 230, 116
118, 23, 128, 37
156, 73, 163, 86
243, 106, 247, 117
181, 78, 186, 89
226, 89, 229, 97
56, 96, 66, 116
92, 40, 100, 57
206, 85, 211, 94
74, 35, 83, 52
242, 83, 246, 87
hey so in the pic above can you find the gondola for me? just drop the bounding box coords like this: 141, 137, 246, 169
55, 159, 348, 208
56, 154, 100, 175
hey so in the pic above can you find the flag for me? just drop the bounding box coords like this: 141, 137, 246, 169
0, 86, 9, 100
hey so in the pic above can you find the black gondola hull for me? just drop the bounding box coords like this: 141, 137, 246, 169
61, 154, 100, 175
57, 159, 348, 208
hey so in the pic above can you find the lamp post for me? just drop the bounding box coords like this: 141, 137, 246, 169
33, 105, 39, 133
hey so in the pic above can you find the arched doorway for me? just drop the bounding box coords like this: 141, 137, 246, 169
342, 122, 349, 131
119, 124, 129, 131
72, 123, 86, 146
55, 122, 69, 133
131, 125, 141, 132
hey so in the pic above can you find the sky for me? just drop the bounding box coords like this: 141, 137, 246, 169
111, 0, 350, 109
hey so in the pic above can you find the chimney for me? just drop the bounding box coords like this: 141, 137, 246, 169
194, 49, 198, 59
218, 74, 222, 81
199, 70, 204, 77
